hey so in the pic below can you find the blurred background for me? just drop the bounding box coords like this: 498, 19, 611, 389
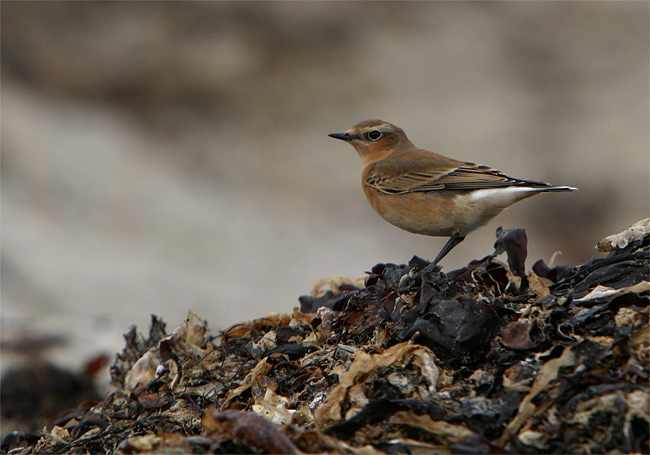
2, 2, 648, 375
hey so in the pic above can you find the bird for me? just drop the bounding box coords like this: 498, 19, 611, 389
328, 119, 577, 266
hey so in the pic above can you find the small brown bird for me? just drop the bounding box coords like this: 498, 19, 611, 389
329, 120, 577, 266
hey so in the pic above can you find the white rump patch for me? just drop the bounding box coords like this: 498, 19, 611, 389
468, 187, 540, 204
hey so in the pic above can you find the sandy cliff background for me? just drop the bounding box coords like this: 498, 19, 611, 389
2, 2, 648, 371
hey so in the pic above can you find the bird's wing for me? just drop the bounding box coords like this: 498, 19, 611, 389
366, 161, 551, 195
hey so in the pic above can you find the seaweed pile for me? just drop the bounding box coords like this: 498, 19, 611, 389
3, 221, 648, 454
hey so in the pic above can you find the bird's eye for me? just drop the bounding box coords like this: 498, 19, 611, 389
366, 130, 382, 141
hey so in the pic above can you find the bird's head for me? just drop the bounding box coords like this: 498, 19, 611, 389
328, 120, 414, 164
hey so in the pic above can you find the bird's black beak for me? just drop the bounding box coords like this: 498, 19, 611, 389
328, 132, 353, 141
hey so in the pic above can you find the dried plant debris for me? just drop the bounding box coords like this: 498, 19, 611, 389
3, 223, 648, 455
597, 218, 650, 253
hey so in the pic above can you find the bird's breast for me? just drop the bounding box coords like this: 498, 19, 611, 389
362, 185, 458, 236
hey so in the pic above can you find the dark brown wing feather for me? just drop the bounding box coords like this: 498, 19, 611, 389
366, 161, 552, 195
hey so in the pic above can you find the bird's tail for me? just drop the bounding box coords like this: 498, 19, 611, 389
541, 185, 579, 192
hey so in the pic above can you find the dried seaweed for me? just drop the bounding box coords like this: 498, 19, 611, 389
3, 223, 648, 455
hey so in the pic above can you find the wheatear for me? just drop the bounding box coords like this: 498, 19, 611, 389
329, 120, 577, 266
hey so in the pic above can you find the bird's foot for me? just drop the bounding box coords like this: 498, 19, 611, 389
420, 262, 442, 275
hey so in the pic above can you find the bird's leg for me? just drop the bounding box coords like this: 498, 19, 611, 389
425, 233, 465, 271
433, 233, 465, 265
